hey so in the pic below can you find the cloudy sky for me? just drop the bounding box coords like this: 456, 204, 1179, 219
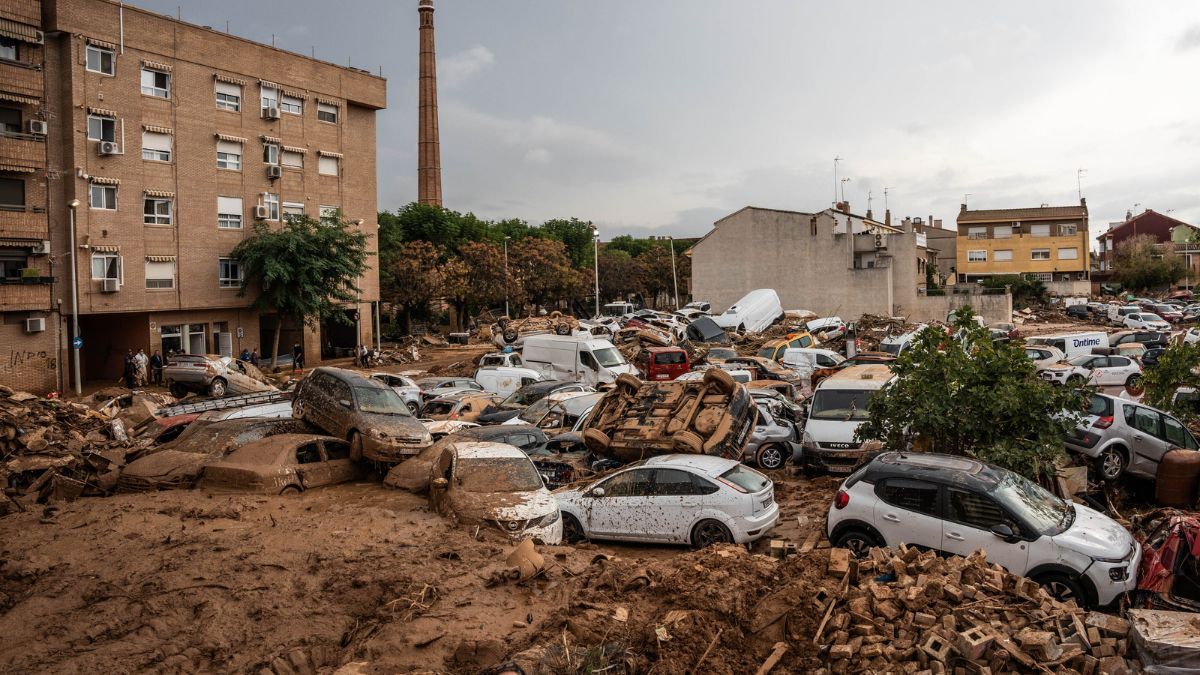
141, 1, 1200, 242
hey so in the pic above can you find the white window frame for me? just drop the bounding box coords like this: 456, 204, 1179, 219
263, 142, 279, 165
1057, 247, 1079, 260
216, 140, 242, 170
143, 197, 172, 225
318, 155, 339, 176
145, 260, 176, 289
217, 196, 243, 229
1031, 248, 1051, 260
140, 68, 171, 98
283, 201, 304, 221
215, 81, 241, 111
280, 94, 303, 115
317, 102, 338, 124
260, 85, 278, 112
281, 150, 303, 169
218, 257, 242, 288
993, 249, 1013, 262
992, 227, 1012, 239
90, 252, 121, 281
319, 205, 339, 224
141, 131, 172, 162
967, 250, 986, 262
263, 193, 280, 221
86, 45, 114, 75
89, 184, 117, 210
1059, 224, 1078, 236
87, 115, 116, 142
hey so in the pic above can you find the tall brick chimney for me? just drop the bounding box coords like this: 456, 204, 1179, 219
417, 0, 443, 207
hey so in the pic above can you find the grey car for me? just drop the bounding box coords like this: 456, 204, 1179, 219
370, 372, 422, 414
742, 403, 798, 470
1066, 393, 1200, 481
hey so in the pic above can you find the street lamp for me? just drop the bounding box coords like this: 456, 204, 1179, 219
589, 223, 599, 318
668, 236, 679, 309
503, 236, 511, 318
67, 198, 81, 396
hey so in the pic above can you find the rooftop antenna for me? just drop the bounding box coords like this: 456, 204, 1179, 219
225, 20, 229, 33
833, 156, 843, 207
964, 193, 972, 208
1134, 202, 1141, 213
1077, 168, 1087, 200
867, 189, 874, 213
884, 187, 892, 212
840, 177, 851, 204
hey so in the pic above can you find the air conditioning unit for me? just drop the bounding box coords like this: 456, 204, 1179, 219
27, 120, 48, 136
100, 278, 121, 293
262, 106, 280, 120
874, 233, 885, 249
98, 140, 120, 155
30, 240, 50, 255
24, 318, 45, 333
267, 165, 282, 179
254, 204, 269, 219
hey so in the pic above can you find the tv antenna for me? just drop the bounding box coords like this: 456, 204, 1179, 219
833, 156, 843, 207
840, 177, 851, 204
1077, 168, 1087, 200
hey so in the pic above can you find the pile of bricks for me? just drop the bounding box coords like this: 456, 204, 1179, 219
813, 545, 1137, 674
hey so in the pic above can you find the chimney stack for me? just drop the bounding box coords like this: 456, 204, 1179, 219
960, 203, 968, 212
417, 0, 443, 207
885, 208, 892, 227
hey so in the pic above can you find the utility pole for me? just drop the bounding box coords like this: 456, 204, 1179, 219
67, 200, 82, 396
833, 156, 842, 207
668, 236, 679, 309
840, 177, 851, 204
590, 223, 599, 318
503, 235, 510, 318
1077, 168, 1087, 201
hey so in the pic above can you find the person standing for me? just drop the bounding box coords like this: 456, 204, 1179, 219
123, 350, 137, 388
249, 347, 260, 367
134, 348, 149, 387
150, 350, 163, 386
292, 342, 304, 372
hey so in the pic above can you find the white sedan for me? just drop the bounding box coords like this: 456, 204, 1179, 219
1184, 327, 1200, 346
1123, 313, 1171, 331
1039, 354, 1142, 388
555, 454, 779, 547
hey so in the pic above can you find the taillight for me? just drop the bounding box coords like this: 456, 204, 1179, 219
1093, 416, 1113, 429
834, 490, 849, 509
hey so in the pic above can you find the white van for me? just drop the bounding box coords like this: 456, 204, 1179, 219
521, 335, 636, 386
780, 347, 844, 381
1107, 304, 1141, 326
712, 289, 784, 333
1025, 332, 1107, 359
799, 364, 895, 474
474, 366, 542, 397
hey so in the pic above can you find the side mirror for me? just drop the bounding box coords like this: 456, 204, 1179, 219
589, 487, 605, 498
431, 477, 448, 491
990, 523, 1018, 542
338, 399, 352, 408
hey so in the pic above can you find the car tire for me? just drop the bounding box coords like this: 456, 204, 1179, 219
562, 513, 586, 544
498, 317, 510, 328
703, 367, 736, 394
503, 330, 519, 343
1126, 374, 1142, 391
691, 519, 733, 549
834, 528, 881, 558
350, 431, 365, 462
555, 323, 571, 335
549, 311, 562, 320
1096, 446, 1127, 482
280, 485, 302, 496
615, 373, 641, 395
208, 378, 227, 397
169, 381, 188, 398
582, 428, 611, 453
756, 443, 786, 470
293, 400, 305, 420
406, 400, 419, 415
673, 430, 704, 454
1034, 573, 1087, 606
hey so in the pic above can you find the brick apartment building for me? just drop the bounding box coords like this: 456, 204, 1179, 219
1095, 209, 1200, 275
0, 0, 386, 393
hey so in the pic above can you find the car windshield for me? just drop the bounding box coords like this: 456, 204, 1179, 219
989, 469, 1072, 536
879, 342, 902, 356
458, 457, 544, 492
719, 464, 770, 493
499, 386, 549, 410
517, 397, 554, 424
1067, 355, 1095, 367
593, 347, 625, 368
353, 387, 411, 415
1143, 314, 1164, 322
756, 347, 778, 360
810, 389, 873, 420
423, 401, 454, 416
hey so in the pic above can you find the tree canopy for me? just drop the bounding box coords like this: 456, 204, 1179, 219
1142, 342, 1200, 423
1112, 234, 1186, 292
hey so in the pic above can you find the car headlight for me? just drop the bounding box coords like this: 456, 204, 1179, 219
367, 428, 386, 439
537, 510, 561, 527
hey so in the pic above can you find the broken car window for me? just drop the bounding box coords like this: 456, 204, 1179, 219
324, 441, 350, 460
353, 387, 411, 416
989, 469, 1070, 536
296, 443, 321, 464
718, 464, 769, 493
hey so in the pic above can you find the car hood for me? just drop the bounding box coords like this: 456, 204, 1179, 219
362, 413, 431, 441
455, 488, 557, 521
123, 450, 213, 480
804, 417, 867, 441
477, 408, 521, 424
1052, 504, 1134, 559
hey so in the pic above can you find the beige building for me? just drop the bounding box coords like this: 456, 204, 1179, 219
0, 0, 386, 392
955, 200, 1090, 284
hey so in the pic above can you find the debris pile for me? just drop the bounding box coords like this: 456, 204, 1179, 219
851, 314, 914, 351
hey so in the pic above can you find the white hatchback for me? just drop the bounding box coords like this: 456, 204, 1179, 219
555, 455, 779, 547
1039, 353, 1142, 388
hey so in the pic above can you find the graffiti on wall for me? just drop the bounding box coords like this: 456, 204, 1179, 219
4, 349, 57, 373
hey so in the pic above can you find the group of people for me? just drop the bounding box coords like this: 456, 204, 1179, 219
355, 344, 380, 368
123, 349, 163, 388
237, 347, 262, 366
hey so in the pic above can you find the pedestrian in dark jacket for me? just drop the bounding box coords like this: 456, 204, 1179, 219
250, 348, 259, 367
150, 351, 163, 385
123, 350, 137, 388
292, 343, 304, 371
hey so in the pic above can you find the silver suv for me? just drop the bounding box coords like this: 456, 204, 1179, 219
1066, 393, 1200, 481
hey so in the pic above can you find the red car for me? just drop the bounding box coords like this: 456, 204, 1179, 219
1134, 510, 1200, 611
633, 346, 690, 381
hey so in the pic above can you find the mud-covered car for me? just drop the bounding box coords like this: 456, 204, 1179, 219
163, 354, 277, 398
384, 424, 550, 492
201, 434, 364, 494
492, 312, 580, 347
420, 392, 502, 422
476, 380, 592, 425
292, 367, 432, 464
531, 432, 619, 488
580, 371, 758, 464
429, 441, 562, 543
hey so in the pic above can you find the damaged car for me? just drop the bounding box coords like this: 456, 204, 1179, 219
1134, 510, 1200, 611
580, 371, 757, 464
476, 380, 592, 425
163, 354, 277, 398
384, 424, 551, 492
420, 391, 503, 423
492, 312, 580, 347
429, 441, 563, 544
201, 434, 365, 494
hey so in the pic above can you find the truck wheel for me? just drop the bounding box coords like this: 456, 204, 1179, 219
582, 428, 611, 453
208, 378, 227, 397
350, 431, 365, 462
673, 430, 704, 454
703, 367, 736, 394
615, 373, 641, 395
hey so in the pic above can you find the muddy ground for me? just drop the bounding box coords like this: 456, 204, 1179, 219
0, 471, 836, 674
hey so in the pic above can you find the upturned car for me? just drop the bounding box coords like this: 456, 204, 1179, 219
491, 312, 579, 347
420, 391, 502, 422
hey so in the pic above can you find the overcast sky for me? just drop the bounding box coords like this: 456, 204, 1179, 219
141, 1, 1200, 242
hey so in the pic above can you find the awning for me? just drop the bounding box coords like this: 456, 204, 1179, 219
85, 37, 117, 50
142, 124, 173, 134
317, 150, 343, 158
0, 238, 38, 248
0, 91, 39, 105
315, 97, 341, 107
144, 189, 175, 198
281, 88, 308, 99
282, 145, 307, 154
258, 79, 280, 89
260, 135, 282, 144
145, 255, 176, 262
91, 245, 120, 253
89, 176, 120, 185
214, 133, 246, 143
87, 106, 117, 117
214, 73, 247, 86
0, 163, 36, 173
0, 18, 42, 44
142, 59, 172, 72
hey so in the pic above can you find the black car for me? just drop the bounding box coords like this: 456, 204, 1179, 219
1066, 304, 1090, 320
475, 380, 591, 425
1141, 347, 1167, 369
1109, 330, 1170, 350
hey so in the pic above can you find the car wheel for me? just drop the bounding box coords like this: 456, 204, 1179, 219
562, 513, 586, 543
691, 519, 733, 549
1035, 573, 1086, 605
350, 431, 365, 462
208, 378, 227, 397
555, 323, 571, 335
673, 430, 704, 454
755, 443, 786, 470
582, 428, 611, 453
615, 373, 641, 395
280, 485, 302, 496
503, 330, 519, 343
169, 381, 188, 398
406, 400, 419, 415
1126, 374, 1142, 390
549, 311, 562, 320
834, 528, 880, 558
293, 400, 305, 420
1067, 374, 1084, 386
1096, 447, 1127, 482
702, 367, 736, 394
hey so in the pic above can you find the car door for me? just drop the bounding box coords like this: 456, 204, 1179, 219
645, 468, 706, 543
1123, 404, 1170, 479
320, 439, 357, 484
302, 374, 331, 430
1086, 357, 1115, 386
328, 378, 354, 438
871, 478, 943, 550
941, 487, 1031, 575
293, 440, 327, 489
582, 468, 657, 539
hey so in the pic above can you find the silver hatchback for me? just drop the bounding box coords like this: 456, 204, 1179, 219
1066, 393, 1200, 481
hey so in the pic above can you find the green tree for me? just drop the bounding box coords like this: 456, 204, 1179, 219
510, 237, 581, 310
606, 234, 653, 258
231, 215, 370, 367
979, 274, 1047, 306
1112, 235, 1186, 292
441, 241, 511, 329
855, 308, 1087, 478
1142, 342, 1200, 423
385, 240, 443, 335
541, 218, 595, 267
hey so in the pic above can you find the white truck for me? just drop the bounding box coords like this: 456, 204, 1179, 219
1025, 332, 1107, 359
521, 335, 637, 387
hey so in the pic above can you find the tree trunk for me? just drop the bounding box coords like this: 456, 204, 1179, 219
269, 317, 283, 370
403, 307, 412, 336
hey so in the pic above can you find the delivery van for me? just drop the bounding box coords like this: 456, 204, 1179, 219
1025, 332, 1107, 359
712, 289, 784, 333
781, 347, 844, 382
521, 335, 636, 386
799, 364, 895, 474
633, 346, 691, 381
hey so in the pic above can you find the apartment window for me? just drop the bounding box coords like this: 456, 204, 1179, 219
992, 227, 1011, 239
160, 324, 183, 354
1028, 272, 1053, 282
967, 250, 986, 262
216, 140, 242, 170
281, 150, 303, 169
218, 258, 242, 288
260, 85, 278, 111
217, 196, 243, 229
89, 184, 117, 210
280, 94, 303, 115
91, 252, 121, 280
1059, 224, 1078, 236
1030, 223, 1051, 237
262, 142, 279, 165
283, 202, 304, 220
141, 68, 171, 98
1058, 247, 1079, 260
0, 107, 19, 134
994, 249, 1013, 262
263, 193, 280, 221
0, 37, 16, 62
215, 81, 241, 111
0, 251, 25, 279
86, 45, 114, 75
318, 155, 339, 176
145, 260, 175, 289
87, 115, 116, 142
143, 198, 172, 225
0, 177, 24, 208
317, 102, 338, 124
141, 131, 172, 162
320, 205, 339, 224
967, 227, 987, 240
1031, 248, 1051, 260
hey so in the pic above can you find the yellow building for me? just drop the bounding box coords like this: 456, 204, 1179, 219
955, 200, 1090, 283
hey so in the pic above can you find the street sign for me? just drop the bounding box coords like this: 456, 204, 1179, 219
236, 327, 244, 339
72, 336, 83, 349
